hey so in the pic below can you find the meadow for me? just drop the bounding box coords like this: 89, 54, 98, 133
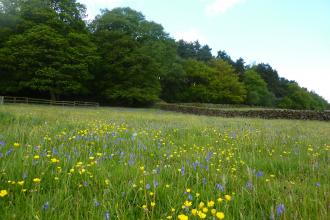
0, 104, 329, 220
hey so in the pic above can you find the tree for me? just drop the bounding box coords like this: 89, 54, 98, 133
243, 69, 274, 106
177, 40, 213, 61
277, 83, 329, 110
208, 60, 246, 104
91, 7, 173, 106
0, 24, 97, 100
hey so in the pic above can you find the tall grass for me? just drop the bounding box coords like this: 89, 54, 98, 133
0, 104, 329, 219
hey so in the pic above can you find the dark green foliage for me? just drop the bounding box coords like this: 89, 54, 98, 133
177, 40, 213, 61
91, 7, 172, 106
243, 69, 274, 106
277, 83, 328, 110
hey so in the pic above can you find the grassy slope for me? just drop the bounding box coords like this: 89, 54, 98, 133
0, 104, 329, 219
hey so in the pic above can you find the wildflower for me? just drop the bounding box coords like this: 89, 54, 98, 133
105, 179, 110, 185
195, 192, 200, 197
211, 209, 217, 215
171, 208, 176, 212
192, 209, 198, 216
186, 188, 191, 193
207, 200, 215, 207
13, 143, 20, 148
104, 211, 110, 220
216, 183, 224, 192
153, 179, 159, 187
0, 190, 8, 197
166, 216, 173, 219
18, 180, 25, 186
202, 207, 208, 213
42, 201, 49, 210
198, 212, 207, 219
166, 184, 170, 188
151, 202, 156, 207
184, 200, 192, 207
142, 204, 147, 210
276, 204, 285, 215
315, 182, 321, 187
224, 195, 231, 201
33, 178, 41, 183
178, 214, 188, 220
51, 158, 59, 163
146, 183, 151, 190
139, 166, 145, 171
198, 202, 205, 209
34, 155, 40, 159
217, 197, 223, 203
216, 212, 225, 219
181, 165, 185, 175
257, 171, 263, 177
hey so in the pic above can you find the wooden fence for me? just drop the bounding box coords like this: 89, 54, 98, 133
0, 96, 99, 107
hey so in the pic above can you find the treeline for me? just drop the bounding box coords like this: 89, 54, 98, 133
0, 0, 329, 110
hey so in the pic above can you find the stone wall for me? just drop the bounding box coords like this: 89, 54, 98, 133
155, 103, 330, 121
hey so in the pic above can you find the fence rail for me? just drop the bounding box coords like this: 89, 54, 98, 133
0, 96, 99, 107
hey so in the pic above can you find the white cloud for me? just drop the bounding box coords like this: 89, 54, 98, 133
205, 0, 246, 15
172, 28, 208, 43
78, 0, 124, 19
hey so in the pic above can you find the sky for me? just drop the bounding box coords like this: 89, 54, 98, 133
78, 0, 330, 101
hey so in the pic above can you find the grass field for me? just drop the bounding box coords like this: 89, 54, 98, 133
0, 104, 329, 220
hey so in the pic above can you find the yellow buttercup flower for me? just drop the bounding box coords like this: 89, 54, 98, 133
216, 212, 225, 219
184, 200, 192, 207
0, 190, 8, 197
33, 178, 41, 183
18, 181, 25, 186
224, 195, 231, 201
211, 209, 217, 215
198, 212, 207, 219
192, 209, 198, 216
178, 214, 188, 220
199, 201, 205, 209
51, 158, 59, 163
13, 143, 20, 148
150, 202, 156, 207
207, 200, 215, 207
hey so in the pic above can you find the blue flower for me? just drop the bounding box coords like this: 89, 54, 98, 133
146, 183, 151, 190
276, 203, 285, 215
104, 211, 110, 220
153, 180, 159, 187
42, 201, 49, 210
257, 171, 263, 177
216, 183, 224, 192
181, 165, 185, 175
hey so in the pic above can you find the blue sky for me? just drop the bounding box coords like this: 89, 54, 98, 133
78, 0, 330, 101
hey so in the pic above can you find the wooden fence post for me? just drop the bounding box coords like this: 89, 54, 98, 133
0, 96, 4, 105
